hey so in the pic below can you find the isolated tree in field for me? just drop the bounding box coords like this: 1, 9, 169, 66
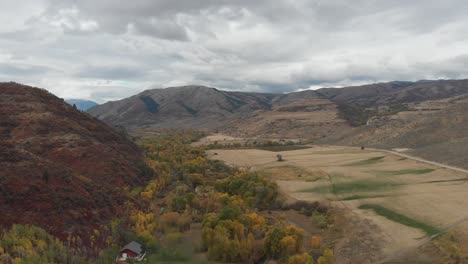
276, 154, 283, 162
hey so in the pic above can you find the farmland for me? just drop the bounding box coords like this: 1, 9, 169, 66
208, 144, 468, 263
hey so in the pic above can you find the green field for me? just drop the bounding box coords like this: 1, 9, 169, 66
344, 156, 386, 166
300, 179, 400, 195
359, 204, 440, 236
370, 168, 435, 176
339, 194, 389, 201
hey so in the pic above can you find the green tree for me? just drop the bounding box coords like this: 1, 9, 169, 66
264, 227, 286, 259
219, 205, 241, 221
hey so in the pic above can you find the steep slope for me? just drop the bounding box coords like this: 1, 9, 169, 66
318, 81, 414, 106
89, 85, 350, 139
223, 97, 349, 139
88, 79, 468, 146
315, 79, 468, 126
317, 79, 468, 106
0, 82, 150, 244
66, 99, 98, 110
88, 85, 277, 129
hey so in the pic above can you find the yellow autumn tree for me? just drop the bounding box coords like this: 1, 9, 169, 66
311, 235, 321, 249
129, 210, 157, 241
239, 232, 255, 263
245, 213, 266, 235
280, 235, 297, 256
317, 248, 334, 264
284, 225, 305, 252
288, 253, 314, 264
0, 225, 85, 263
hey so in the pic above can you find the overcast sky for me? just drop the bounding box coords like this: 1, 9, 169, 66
1, 0, 468, 102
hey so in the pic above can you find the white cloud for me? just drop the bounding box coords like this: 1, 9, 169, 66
1, 0, 468, 100
38, 6, 99, 33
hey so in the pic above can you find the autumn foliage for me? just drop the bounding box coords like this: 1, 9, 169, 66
0, 130, 335, 263
0, 225, 86, 263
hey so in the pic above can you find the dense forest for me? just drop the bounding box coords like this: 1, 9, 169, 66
0, 131, 334, 263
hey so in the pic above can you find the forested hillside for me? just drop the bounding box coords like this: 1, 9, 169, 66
0, 83, 150, 260
0, 130, 335, 263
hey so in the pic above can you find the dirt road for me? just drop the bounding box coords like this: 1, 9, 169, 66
369, 147, 468, 175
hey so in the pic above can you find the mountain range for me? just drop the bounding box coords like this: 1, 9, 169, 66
88, 79, 468, 168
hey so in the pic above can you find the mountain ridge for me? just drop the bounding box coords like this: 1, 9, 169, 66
88, 79, 468, 133
87, 79, 468, 168
0, 82, 150, 247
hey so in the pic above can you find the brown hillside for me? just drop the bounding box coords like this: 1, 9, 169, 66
88, 85, 278, 130
0, 82, 150, 244
322, 95, 468, 168
317, 79, 468, 106
88, 80, 468, 133
223, 98, 349, 139
88, 85, 348, 140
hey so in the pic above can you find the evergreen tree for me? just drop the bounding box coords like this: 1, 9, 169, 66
42, 170, 49, 183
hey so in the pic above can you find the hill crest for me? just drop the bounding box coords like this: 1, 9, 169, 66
0, 82, 150, 245
88, 79, 468, 140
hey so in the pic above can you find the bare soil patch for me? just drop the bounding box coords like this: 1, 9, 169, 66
257, 165, 326, 181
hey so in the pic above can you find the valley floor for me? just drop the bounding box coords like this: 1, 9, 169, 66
206, 144, 468, 263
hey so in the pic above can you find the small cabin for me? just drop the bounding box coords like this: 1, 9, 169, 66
116, 241, 146, 263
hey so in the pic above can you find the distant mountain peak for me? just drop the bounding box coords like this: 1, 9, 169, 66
65, 99, 98, 111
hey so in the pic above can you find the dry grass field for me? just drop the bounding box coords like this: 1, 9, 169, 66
207, 145, 468, 263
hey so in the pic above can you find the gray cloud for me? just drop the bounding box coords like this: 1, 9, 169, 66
129, 20, 189, 41
0, 0, 468, 101
0, 63, 53, 76
75, 65, 148, 80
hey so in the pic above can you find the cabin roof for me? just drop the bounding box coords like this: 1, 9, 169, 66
120, 241, 143, 254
